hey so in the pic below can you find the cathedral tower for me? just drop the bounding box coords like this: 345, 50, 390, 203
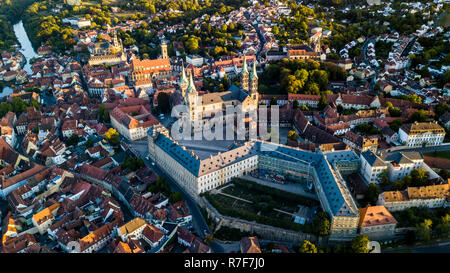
161, 40, 168, 59
249, 60, 259, 101
179, 62, 188, 100
187, 71, 198, 121
241, 56, 249, 92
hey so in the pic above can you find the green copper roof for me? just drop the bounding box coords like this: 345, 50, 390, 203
180, 64, 187, 83
242, 56, 248, 74
250, 60, 258, 79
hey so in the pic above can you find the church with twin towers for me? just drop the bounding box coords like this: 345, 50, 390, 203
177, 57, 260, 129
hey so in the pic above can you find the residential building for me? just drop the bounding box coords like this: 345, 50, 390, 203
360, 151, 424, 184
142, 224, 165, 249
358, 205, 397, 239
399, 121, 445, 147
79, 222, 116, 253
110, 105, 159, 141
342, 131, 378, 154
186, 54, 204, 67
117, 217, 147, 242
378, 181, 450, 211
32, 203, 60, 235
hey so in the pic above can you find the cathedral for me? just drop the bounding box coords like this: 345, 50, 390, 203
88, 32, 127, 66
178, 57, 259, 130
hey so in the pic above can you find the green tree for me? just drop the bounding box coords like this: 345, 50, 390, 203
318, 94, 328, 110
98, 104, 110, 123
157, 92, 171, 114
389, 119, 403, 132
85, 139, 94, 148
300, 105, 309, 111
29, 99, 40, 109
313, 212, 331, 236
378, 170, 390, 188
408, 109, 429, 123
185, 36, 199, 54
438, 169, 449, 180
435, 103, 449, 119
350, 235, 370, 253
364, 183, 381, 206
416, 219, 433, 243
169, 192, 183, 203
287, 130, 298, 141
270, 96, 278, 106
104, 128, 120, 146
410, 169, 429, 187
388, 107, 401, 117
66, 134, 79, 146
435, 214, 450, 239
11, 97, 27, 114
299, 240, 318, 253
0, 102, 12, 118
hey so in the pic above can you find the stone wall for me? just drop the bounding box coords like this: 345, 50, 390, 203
199, 197, 322, 245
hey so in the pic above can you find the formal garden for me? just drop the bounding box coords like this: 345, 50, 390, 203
204, 178, 320, 233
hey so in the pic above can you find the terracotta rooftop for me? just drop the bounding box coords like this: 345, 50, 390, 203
358, 205, 397, 227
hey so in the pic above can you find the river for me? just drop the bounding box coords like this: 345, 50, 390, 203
1, 20, 38, 96
14, 20, 38, 74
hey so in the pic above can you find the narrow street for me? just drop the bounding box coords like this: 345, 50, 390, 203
244, 11, 266, 59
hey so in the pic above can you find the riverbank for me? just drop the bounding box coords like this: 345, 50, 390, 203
0, 85, 13, 98
13, 20, 39, 74
0, 0, 37, 51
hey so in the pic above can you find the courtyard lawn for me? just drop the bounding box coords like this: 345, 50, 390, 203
220, 177, 319, 210
424, 151, 450, 160
205, 178, 319, 233
438, 12, 450, 28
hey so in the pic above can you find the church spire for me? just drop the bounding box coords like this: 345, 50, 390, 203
250, 60, 258, 79
180, 61, 187, 83
242, 56, 248, 74
187, 70, 197, 93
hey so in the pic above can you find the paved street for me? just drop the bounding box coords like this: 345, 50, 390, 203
244, 11, 265, 59
382, 143, 450, 153
384, 238, 450, 253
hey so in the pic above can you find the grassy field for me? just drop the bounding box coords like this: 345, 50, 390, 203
222, 183, 308, 214
423, 151, 450, 160
438, 12, 450, 28
211, 193, 293, 221
204, 178, 319, 232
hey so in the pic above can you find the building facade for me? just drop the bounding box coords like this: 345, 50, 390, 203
360, 151, 424, 184
358, 205, 397, 240
399, 121, 445, 147
148, 129, 361, 240
377, 181, 450, 211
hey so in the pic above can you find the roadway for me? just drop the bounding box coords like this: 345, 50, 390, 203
400, 36, 417, 58
125, 137, 225, 253
244, 11, 266, 60
360, 37, 379, 92
383, 238, 450, 253
381, 143, 450, 154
